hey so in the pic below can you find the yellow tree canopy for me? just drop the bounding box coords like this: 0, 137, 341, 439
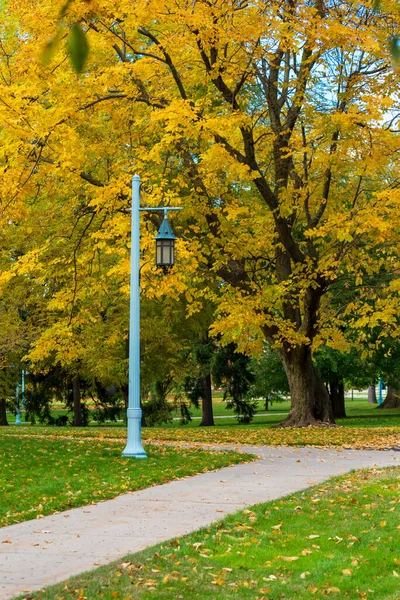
1, 0, 399, 424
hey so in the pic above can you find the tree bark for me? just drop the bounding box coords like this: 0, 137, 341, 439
72, 376, 82, 426
277, 347, 334, 427
200, 373, 214, 426
121, 384, 128, 409
377, 386, 400, 409
329, 379, 346, 419
314, 372, 335, 421
0, 399, 8, 426
368, 385, 377, 404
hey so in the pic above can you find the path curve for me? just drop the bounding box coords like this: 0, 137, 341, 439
1, 445, 399, 599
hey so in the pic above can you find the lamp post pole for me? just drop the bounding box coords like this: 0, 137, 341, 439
122, 174, 181, 458
15, 383, 21, 425
122, 174, 146, 458
378, 376, 383, 406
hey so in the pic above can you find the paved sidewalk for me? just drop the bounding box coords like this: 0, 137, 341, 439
1, 445, 399, 599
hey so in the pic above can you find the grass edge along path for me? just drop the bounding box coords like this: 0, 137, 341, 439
14, 465, 400, 600
0, 434, 255, 528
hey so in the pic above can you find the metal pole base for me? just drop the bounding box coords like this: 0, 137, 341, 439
15, 409, 22, 425
122, 408, 147, 458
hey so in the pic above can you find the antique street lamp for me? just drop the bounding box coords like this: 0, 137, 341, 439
122, 175, 182, 458
156, 210, 176, 270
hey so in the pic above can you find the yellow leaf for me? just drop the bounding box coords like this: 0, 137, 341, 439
300, 571, 310, 579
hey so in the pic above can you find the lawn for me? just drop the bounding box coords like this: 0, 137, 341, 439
3, 399, 400, 454
0, 434, 253, 528
7, 397, 400, 430
15, 465, 400, 600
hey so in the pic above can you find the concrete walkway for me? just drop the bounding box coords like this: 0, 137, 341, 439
1, 445, 399, 599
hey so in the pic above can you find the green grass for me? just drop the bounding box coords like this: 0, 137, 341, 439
2, 399, 399, 452
0, 434, 254, 527
7, 397, 400, 429
17, 466, 400, 600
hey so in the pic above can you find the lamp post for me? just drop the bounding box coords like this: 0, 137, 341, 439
15, 370, 25, 425
15, 383, 21, 425
378, 376, 383, 406
122, 174, 182, 458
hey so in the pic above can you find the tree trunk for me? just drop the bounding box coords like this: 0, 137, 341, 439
368, 385, 377, 404
314, 372, 335, 422
0, 399, 8, 426
121, 384, 128, 409
72, 376, 82, 426
377, 386, 400, 409
278, 347, 335, 427
329, 379, 346, 419
200, 373, 214, 426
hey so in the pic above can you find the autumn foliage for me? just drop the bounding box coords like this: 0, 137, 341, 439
1, 0, 400, 426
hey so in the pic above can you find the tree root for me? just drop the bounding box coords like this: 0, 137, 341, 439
275, 414, 338, 428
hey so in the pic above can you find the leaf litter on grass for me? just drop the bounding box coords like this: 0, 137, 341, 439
2, 422, 400, 450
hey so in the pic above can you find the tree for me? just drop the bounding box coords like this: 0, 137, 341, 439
1, 0, 400, 427
183, 337, 216, 426
212, 342, 256, 424
246, 345, 289, 411
378, 386, 400, 409
368, 385, 378, 405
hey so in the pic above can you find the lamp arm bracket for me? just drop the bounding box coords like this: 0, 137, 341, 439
138, 207, 183, 212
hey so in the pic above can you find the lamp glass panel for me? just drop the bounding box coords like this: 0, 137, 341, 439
166, 241, 174, 265
156, 241, 162, 265
156, 239, 175, 266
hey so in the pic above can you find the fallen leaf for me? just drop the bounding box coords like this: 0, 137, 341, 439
300, 571, 311, 579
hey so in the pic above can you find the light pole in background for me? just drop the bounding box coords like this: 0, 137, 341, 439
15, 369, 25, 425
122, 174, 182, 458
378, 376, 383, 406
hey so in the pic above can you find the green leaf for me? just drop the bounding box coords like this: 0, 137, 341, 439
59, 0, 74, 19
390, 36, 400, 64
41, 29, 63, 67
68, 24, 89, 74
